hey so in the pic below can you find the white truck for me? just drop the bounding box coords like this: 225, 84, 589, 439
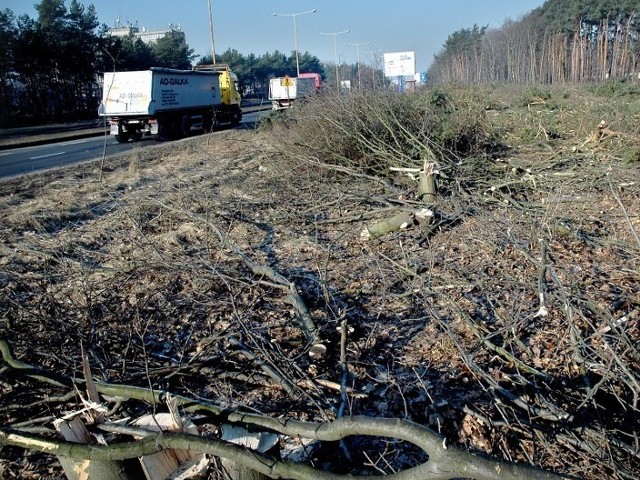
99, 67, 238, 142
268, 74, 320, 110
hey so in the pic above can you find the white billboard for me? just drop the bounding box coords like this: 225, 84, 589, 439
384, 52, 416, 77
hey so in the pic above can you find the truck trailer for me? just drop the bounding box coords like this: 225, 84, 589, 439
268, 74, 320, 110
98, 66, 241, 142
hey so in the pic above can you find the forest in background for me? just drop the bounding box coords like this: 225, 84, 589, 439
429, 0, 640, 84
4, 0, 640, 127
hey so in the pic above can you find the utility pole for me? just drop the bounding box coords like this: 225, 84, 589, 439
207, 0, 216, 64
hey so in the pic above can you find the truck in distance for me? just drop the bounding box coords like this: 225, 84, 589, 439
268, 73, 321, 110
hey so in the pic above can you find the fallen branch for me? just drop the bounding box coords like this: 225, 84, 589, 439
362, 208, 433, 240
153, 200, 320, 345
0, 340, 567, 480
1, 417, 567, 480
576, 120, 640, 151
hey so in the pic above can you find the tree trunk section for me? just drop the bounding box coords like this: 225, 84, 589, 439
55, 417, 130, 480
417, 161, 437, 205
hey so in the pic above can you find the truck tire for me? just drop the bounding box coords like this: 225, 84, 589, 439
114, 123, 130, 143
114, 132, 130, 143
230, 107, 242, 126
170, 118, 183, 139
158, 121, 170, 141
181, 115, 191, 137
203, 111, 215, 133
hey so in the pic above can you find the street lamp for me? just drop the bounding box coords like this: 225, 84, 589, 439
320, 29, 349, 91
273, 9, 317, 77
207, 0, 216, 64
346, 42, 370, 88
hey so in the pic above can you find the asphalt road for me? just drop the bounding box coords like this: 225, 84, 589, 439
0, 110, 267, 179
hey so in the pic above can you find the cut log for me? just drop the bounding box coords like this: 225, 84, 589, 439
364, 160, 438, 240
417, 161, 438, 204
363, 208, 433, 240
54, 415, 129, 480
131, 413, 207, 480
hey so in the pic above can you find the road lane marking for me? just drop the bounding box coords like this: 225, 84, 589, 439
30, 151, 66, 160
59, 139, 91, 146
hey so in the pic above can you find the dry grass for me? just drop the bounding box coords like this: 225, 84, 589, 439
0, 84, 638, 479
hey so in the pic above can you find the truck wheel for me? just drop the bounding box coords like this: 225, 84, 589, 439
171, 118, 183, 139
203, 112, 215, 132
230, 108, 242, 126
181, 115, 192, 137
158, 122, 170, 141
114, 132, 130, 143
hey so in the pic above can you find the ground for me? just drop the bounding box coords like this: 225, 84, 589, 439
0, 84, 639, 479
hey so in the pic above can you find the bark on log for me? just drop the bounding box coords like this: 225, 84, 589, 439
417, 161, 438, 204
364, 160, 438, 239
365, 210, 418, 239
1, 418, 568, 480
363, 208, 433, 239
55, 457, 130, 480
54, 416, 130, 480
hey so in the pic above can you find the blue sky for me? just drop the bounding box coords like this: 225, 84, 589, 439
4, 1, 545, 72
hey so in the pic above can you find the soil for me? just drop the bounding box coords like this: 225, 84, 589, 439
0, 88, 639, 479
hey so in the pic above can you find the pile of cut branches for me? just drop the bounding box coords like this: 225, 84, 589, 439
0, 84, 638, 479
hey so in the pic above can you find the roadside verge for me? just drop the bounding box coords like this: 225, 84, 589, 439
0, 104, 271, 151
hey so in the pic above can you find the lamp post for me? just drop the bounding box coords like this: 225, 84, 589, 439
346, 42, 369, 88
207, 0, 216, 64
320, 29, 349, 91
273, 9, 317, 76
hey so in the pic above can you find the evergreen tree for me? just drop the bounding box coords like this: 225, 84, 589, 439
12, 14, 50, 123
152, 30, 195, 70
104, 35, 155, 72
61, 1, 101, 114
297, 51, 324, 76
35, 0, 66, 119
0, 9, 17, 126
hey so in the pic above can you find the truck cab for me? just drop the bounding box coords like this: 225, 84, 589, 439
193, 64, 242, 125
